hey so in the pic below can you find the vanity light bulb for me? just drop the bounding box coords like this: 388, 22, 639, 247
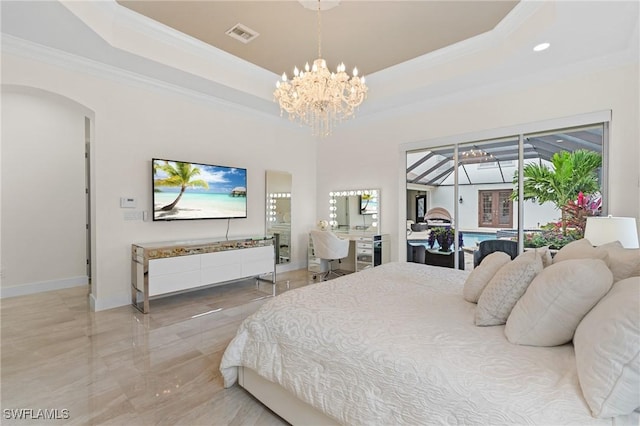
372, 222, 378, 227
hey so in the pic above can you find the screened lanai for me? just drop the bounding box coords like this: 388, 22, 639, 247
407, 126, 603, 187
406, 124, 605, 270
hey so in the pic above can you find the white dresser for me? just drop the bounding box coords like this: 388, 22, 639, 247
131, 236, 275, 313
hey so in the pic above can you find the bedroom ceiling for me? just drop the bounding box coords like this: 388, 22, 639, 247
1, 1, 638, 120
115, 0, 519, 76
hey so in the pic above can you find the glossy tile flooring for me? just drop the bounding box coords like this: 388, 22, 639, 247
1, 269, 316, 425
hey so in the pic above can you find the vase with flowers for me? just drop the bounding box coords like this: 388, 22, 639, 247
428, 227, 464, 252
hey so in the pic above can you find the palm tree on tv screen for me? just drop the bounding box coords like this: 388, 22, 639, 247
155, 161, 209, 211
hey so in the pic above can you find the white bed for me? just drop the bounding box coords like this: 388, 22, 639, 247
220, 262, 637, 425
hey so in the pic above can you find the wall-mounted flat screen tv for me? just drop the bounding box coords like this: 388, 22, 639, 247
152, 158, 247, 221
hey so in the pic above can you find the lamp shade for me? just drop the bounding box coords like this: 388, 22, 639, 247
584, 216, 640, 248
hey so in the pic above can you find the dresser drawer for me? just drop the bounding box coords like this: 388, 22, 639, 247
356, 242, 373, 250
357, 248, 372, 256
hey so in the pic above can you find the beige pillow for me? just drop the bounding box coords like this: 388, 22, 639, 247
574, 277, 640, 418
552, 238, 608, 264
463, 252, 511, 303
475, 252, 543, 326
595, 241, 640, 282
520, 247, 552, 268
505, 259, 613, 346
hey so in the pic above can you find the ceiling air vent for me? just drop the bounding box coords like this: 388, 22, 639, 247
225, 23, 260, 44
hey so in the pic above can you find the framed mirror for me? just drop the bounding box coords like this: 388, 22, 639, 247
266, 171, 292, 264
328, 189, 380, 234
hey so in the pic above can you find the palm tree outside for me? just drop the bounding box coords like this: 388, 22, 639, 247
512, 149, 602, 235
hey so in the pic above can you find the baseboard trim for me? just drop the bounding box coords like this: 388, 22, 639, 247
0, 276, 88, 298
90, 293, 132, 312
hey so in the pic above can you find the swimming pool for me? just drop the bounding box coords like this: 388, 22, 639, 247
462, 231, 497, 247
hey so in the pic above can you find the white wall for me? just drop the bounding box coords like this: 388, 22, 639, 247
317, 63, 640, 261
2, 34, 638, 308
1, 88, 89, 295
1, 53, 317, 310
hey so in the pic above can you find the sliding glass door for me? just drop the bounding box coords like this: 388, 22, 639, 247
405, 120, 607, 271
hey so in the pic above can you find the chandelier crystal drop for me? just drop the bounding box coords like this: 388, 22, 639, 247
273, 0, 368, 137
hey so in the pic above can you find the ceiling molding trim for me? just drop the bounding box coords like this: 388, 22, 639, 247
59, 0, 276, 100
370, 0, 545, 82
1, 34, 281, 121
354, 46, 636, 130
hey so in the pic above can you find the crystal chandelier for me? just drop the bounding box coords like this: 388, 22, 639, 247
460, 147, 495, 163
273, 0, 368, 137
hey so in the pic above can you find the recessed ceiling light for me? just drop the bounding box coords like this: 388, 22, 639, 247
533, 42, 550, 52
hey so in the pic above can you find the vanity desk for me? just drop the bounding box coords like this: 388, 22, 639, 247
308, 233, 390, 274
310, 188, 388, 275
131, 236, 275, 313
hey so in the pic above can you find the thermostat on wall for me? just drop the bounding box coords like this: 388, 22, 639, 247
120, 197, 137, 208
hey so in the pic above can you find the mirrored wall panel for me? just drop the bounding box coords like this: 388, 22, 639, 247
328, 189, 380, 233
266, 170, 292, 264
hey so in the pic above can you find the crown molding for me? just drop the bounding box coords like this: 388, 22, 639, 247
59, 0, 277, 100
355, 43, 638, 128
370, 1, 546, 82
1, 34, 280, 119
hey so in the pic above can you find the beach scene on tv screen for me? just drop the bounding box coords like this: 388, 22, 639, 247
153, 160, 247, 220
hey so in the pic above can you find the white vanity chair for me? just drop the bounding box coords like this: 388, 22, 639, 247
310, 229, 350, 280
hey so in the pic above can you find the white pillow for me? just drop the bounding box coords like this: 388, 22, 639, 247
574, 276, 640, 418
595, 241, 640, 282
532, 246, 553, 268
518, 247, 552, 268
463, 252, 511, 303
505, 259, 613, 346
552, 238, 608, 264
475, 252, 543, 326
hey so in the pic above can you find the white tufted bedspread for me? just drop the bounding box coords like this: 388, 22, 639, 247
220, 262, 628, 425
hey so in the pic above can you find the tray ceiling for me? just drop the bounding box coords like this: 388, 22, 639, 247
116, 1, 519, 76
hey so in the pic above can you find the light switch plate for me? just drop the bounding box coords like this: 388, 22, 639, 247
124, 211, 143, 221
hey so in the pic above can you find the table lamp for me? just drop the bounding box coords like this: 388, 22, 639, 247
584, 216, 640, 248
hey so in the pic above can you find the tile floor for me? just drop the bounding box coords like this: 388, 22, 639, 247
1, 269, 315, 425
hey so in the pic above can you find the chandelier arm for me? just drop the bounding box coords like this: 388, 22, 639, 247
317, 0, 322, 58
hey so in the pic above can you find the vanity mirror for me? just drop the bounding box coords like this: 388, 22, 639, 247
266, 171, 292, 264
328, 189, 380, 233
